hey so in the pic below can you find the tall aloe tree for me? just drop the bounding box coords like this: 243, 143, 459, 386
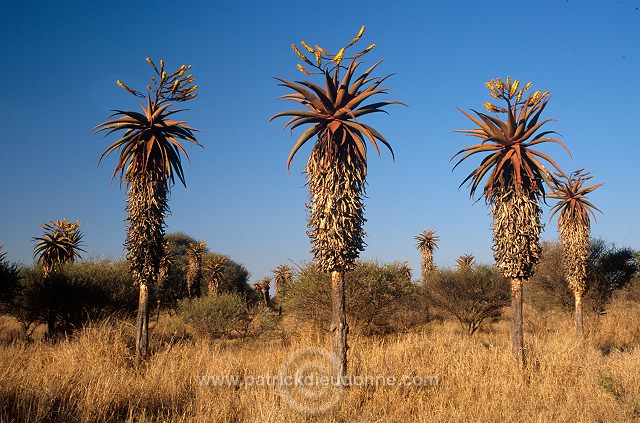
95, 58, 201, 360
415, 229, 439, 283
33, 218, 84, 336
549, 169, 602, 337
271, 26, 404, 379
452, 77, 570, 361
186, 241, 207, 298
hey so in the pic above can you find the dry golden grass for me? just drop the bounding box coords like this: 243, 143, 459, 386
1, 300, 640, 422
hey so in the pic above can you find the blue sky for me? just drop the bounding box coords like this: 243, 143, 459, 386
1, 0, 639, 282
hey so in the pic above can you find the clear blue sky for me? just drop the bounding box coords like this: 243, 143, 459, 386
1, 0, 638, 282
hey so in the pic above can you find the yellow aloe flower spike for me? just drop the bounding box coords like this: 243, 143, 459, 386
347, 25, 366, 47
510, 80, 520, 97
296, 64, 313, 75
291, 44, 314, 66
300, 41, 315, 54
483, 102, 499, 112
333, 48, 345, 64
315, 45, 332, 57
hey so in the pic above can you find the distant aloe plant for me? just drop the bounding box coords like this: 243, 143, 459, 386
186, 242, 207, 298
33, 219, 84, 276
33, 218, 84, 336
204, 255, 227, 297
415, 230, 439, 282
456, 253, 476, 269
549, 169, 602, 337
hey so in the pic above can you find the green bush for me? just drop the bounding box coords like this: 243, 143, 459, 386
178, 293, 250, 338
159, 233, 253, 311
529, 239, 638, 313
282, 261, 426, 335
0, 252, 20, 313
427, 265, 510, 335
5, 261, 137, 337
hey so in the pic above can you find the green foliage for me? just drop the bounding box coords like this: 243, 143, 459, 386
178, 293, 249, 338
529, 239, 638, 312
283, 260, 426, 335
5, 261, 137, 337
0, 249, 20, 312
427, 265, 510, 335
158, 233, 252, 310
588, 239, 638, 312
528, 241, 574, 311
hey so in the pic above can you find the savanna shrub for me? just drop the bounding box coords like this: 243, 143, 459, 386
529, 240, 638, 313
427, 265, 510, 335
178, 293, 250, 338
0, 253, 20, 313
159, 233, 253, 311
283, 261, 426, 335
5, 261, 136, 337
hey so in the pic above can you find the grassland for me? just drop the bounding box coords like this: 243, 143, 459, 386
1, 299, 639, 422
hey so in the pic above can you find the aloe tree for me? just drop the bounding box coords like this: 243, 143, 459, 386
456, 253, 476, 269
33, 218, 84, 336
186, 241, 206, 298
549, 169, 602, 337
204, 255, 227, 297
253, 277, 272, 306
33, 219, 84, 276
155, 241, 174, 323
273, 264, 293, 298
453, 77, 569, 361
415, 229, 439, 282
271, 26, 404, 379
95, 58, 201, 360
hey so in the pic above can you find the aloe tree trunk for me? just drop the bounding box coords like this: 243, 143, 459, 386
127, 173, 167, 361
421, 251, 433, 285
136, 283, 150, 358
511, 278, 524, 365
331, 270, 348, 383
574, 291, 584, 337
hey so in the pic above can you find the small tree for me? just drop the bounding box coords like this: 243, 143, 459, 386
185, 242, 207, 298
273, 264, 293, 299
428, 265, 510, 335
179, 293, 249, 338
0, 247, 20, 313
456, 253, 476, 270
415, 230, 439, 283
253, 277, 272, 307
283, 261, 424, 335
204, 255, 227, 297
32, 219, 84, 337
